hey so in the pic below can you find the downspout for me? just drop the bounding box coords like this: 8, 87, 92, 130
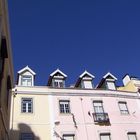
80, 97, 89, 140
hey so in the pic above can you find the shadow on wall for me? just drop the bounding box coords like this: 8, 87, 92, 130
10, 123, 40, 140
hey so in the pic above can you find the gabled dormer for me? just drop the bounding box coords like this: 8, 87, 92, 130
97, 72, 117, 90
17, 66, 36, 86
75, 71, 95, 89
47, 69, 67, 88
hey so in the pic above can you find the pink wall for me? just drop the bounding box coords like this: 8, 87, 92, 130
52, 90, 140, 140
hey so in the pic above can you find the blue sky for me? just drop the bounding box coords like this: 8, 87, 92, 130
8, 0, 140, 86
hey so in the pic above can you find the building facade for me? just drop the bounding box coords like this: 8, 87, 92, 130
0, 0, 14, 139
10, 67, 140, 140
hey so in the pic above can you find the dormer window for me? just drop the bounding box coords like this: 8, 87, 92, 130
106, 79, 116, 90
17, 66, 36, 86
47, 69, 67, 88
53, 79, 64, 88
21, 75, 32, 86
75, 71, 95, 89
97, 72, 117, 90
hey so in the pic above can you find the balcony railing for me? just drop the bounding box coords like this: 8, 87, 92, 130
92, 113, 109, 123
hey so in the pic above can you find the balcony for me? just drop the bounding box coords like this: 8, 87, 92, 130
92, 113, 109, 123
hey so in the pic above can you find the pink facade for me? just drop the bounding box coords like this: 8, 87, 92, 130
52, 89, 140, 140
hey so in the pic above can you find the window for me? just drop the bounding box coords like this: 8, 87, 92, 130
127, 132, 137, 140
21, 75, 32, 86
21, 133, 34, 140
93, 101, 104, 113
59, 100, 70, 114
118, 102, 129, 114
6, 76, 11, 107
100, 133, 111, 140
93, 101, 109, 122
0, 37, 8, 80
63, 134, 75, 140
21, 98, 33, 113
53, 79, 64, 88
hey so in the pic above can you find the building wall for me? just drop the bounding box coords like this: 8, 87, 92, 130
10, 86, 140, 140
52, 89, 140, 140
10, 86, 52, 140
0, 0, 14, 140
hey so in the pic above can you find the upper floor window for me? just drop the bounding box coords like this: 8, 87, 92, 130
59, 100, 70, 114
6, 76, 11, 107
63, 134, 75, 140
21, 98, 33, 113
118, 101, 129, 115
100, 133, 111, 140
127, 132, 137, 140
93, 101, 104, 113
0, 37, 8, 80
21, 133, 34, 140
53, 79, 64, 88
21, 75, 32, 86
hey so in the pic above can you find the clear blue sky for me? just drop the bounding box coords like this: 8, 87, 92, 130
8, 0, 140, 86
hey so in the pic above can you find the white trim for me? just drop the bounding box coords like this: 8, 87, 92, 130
18, 66, 36, 75
79, 70, 95, 79
50, 69, 67, 77
48, 95, 56, 140
103, 72, 117, 80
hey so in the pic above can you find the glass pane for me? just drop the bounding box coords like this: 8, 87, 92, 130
63, 135, 74, 140
128, 134, 137, 140
100, 134, 110, 140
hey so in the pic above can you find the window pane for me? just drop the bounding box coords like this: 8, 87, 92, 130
21, 75, 32, 86
21, 98, 33, 113
59, 100, 70, 114
119, 102, 129, 114
63, 135, 74, 140
93, 101, 104, 113
21, 133, 34, 140
100, 134, 111, 140
128, 133, 137, 140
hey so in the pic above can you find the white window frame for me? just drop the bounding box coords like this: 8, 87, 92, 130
118, 101, 129, 115
53, 79, 64, 88
63, 134, 75, 140
127, 132, 137, 140
21, 98, 33, 113
21, 133, 34, 140
100, 133, 111, 140
21, 75, 32, 86
93, 101, 104, 113
59, 100, 70, 114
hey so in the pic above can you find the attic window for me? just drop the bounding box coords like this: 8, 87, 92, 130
21, 75, 32, 86
106, 80, 116, 90
53, 79, 64, 88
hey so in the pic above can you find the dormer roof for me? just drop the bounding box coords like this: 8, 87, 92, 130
75, 70, 95, 87
47, 69, 67, 86
17, 66, 36, 86
50, 69, 67, 78
97, 72, 117, 88
103, 72, 117, 80
18, 65, 36, 75
79, 70, 95, 79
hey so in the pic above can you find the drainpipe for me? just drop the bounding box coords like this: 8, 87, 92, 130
80, 97, 89, 140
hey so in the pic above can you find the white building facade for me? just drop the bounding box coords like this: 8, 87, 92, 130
10, 67, 140, 140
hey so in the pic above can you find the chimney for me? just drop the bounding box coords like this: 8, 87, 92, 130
123, 74, 131, 86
